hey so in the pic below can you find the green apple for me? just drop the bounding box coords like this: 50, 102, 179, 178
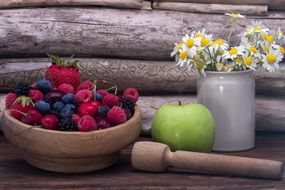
151, 103, 215, 152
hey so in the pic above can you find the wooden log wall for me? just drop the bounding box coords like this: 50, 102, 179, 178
0, 8, 285, 60
1, 58, 285, 96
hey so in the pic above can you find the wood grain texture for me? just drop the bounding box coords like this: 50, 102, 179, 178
153, 2, 268, 16
0, 8, 285, 60
1, 94, 285, 133
0, 0, 144, 9
153, 0, 269, 5
0, 133, 285, 189
0, 58, 285, 95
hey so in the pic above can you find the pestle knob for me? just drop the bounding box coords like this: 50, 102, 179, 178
131, 141, 284, 179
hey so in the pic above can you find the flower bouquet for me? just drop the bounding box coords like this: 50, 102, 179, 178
171, 13, 285, 151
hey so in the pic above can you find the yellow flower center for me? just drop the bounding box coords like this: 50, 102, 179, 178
253, 25, 262, 32
266, 35, 275, 43
195, 33, 203, 38
186, 38, 195, 48
278, 46, 285, 54
179, 51, 188, 60
201, 38, 210, 47
266, 53, 277, 65
249, 45, 257, 54
230, 13, 238, 18
214, 38, 223, 45
175, 42, 183, 49
229, 47, 238, 56
226, 65, 233, 69
245, 56, 253, 65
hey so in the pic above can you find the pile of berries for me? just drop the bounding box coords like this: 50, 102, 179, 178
5, 55, 139, 132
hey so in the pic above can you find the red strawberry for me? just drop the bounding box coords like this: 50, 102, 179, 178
58, 83, 74, 95
41, 114, 59, 130
10, 96, 35, 120
103, 94, 120, 108
123, 88, 139, 103
29, 89, 44, 102
78, 115, 97, 132
5, 93, 17, 109
75, 89, 93, 103
77, 80, 93, 91
45, 55, 80, 90
21, 110, 42, 125
107, 106, 127, 125
77, 102, 98, 117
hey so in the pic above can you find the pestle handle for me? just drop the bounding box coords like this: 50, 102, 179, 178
166, 150, 284, 179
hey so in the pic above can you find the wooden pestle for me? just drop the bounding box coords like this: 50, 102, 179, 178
131, 141, 284, 179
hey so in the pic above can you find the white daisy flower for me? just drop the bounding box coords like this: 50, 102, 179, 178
223, 46, 245, 60
243, 55, 257, 70
262, 47, 283, 72
246, 21, 269, 34
213, 38, 229, 51
182, 33, 196, 49
225, 12, 245, 19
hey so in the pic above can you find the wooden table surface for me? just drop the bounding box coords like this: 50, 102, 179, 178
0, 131, 284, 190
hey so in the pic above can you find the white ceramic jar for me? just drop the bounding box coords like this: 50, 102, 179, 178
197, 71, 255, 152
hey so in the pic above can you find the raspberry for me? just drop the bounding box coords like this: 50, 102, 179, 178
5, 93, 17, 109
97, 117, 113, 129
97, 89, 109, 98
78, 115, 97, 132
107, 106, 127, 125
103, 94, 120, 108
123, 88, 139, 103
41, 114, 59, 130
29, 89, 44, 102
77, 80, 93, 91
58, 83, 75, 95
75, 89, 93, 103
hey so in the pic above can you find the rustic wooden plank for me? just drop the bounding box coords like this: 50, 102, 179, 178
0, 8, 285, 60
0, 58, 285, 95
153, 2, 268, 16
0, 134, 284, 189
1, 94, 285, 133
0, 0, 144, 9
153, 0, 269, 5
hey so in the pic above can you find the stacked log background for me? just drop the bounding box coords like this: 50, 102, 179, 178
0, 0, 285, 132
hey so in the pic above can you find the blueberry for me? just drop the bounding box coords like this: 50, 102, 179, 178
98, 105, 110, 116
95, 92, 103, 102
35, 100, 51, 114
53, 101, 64, 112
60, 107, 73, 118
36, 79, 52, 94
64, 104, 76, 112
62, 93, 75, 104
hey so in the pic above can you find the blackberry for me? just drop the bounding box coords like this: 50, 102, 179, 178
58, 118, 78, 131
14, 82, 30, 96
121, 97, 135, 114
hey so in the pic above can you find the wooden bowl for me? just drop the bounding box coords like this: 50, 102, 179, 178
2, 106, 142, 173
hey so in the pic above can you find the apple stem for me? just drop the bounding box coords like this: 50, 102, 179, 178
178, 101, 182, 106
